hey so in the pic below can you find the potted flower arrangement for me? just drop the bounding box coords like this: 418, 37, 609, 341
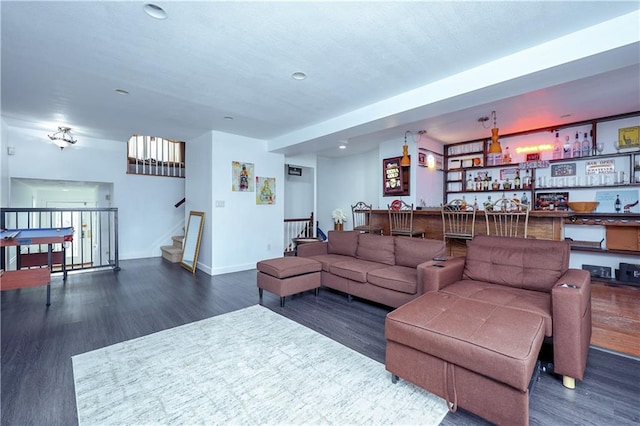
332, 208, 348, 231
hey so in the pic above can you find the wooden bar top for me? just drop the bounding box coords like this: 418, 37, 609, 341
373, 209, 640, 220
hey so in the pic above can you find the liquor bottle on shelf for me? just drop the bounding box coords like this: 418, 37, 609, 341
461, 196, 467, 210
473, 196, 479, 211
553, 132, 562, 160
563, 135, 572, 158
492, 179, 500, 190
466, 174, 474, 191
503, 146, 512, 164
572, 132, 581, 158
615, 195, 621, 213
500, 193, 509, 211
521, 192, 529, 207
484, 195, 493, 211
514, 170, 521, 189
522, 169, 532, 189
581, 132, 590, 157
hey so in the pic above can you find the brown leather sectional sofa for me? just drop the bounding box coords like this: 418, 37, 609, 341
297, 230, 446, 308
298, 232, 591, 425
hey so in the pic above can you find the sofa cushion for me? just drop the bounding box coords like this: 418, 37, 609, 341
256, 257, 321, 279
301, 254, 354, 272
385, 292, 545, 392
395, 237, 445, 268
463, 235, 569, 292
440, 280, 553, 336
367, 266, 418, 294
356, 234, 395, 266
327, 231, 359, 257
329, 259, 387, 283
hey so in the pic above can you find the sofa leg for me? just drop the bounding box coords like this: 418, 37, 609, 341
347, 294, 353, 303
280, 296, 285, 308
258, 288, 263, 300
562, 376, 576, 389
314, 288, 319, 297
391, 374, 398, 384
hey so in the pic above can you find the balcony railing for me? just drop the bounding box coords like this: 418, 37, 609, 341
1, 207, 119, 274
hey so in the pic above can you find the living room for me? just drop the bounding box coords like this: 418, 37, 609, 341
2, 2, 639, 425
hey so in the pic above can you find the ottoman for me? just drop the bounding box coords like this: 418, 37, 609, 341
385, 292, 545, 426
257, 257, 321, 307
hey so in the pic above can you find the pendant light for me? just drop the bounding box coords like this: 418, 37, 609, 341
487, 111, 502, 154
401, 131, 411, 167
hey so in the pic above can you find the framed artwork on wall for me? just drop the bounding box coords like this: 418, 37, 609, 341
256, 177, 275, 205
618, 126, 640, 149
232, 161, 254, 192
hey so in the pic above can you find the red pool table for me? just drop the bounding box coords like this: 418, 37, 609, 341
1, 227, 74, 306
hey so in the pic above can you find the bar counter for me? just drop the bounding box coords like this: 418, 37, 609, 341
370, 208, 570, 241
369, 209, 640, 256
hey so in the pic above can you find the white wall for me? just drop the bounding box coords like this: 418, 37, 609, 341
0, 119, 9, 206
4, 125, 184, 260
416, 135, 445, 207
284, 165, 314, 220
185, 131, 213, 273
208, 131, 285, 275
317, 148, 380, 233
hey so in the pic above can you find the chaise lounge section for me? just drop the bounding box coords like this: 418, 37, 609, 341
385, 235, 592, 425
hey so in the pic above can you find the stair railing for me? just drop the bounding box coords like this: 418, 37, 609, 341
284, 212, 314, 255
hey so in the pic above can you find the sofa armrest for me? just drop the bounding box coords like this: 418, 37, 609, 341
551, 268, 592, 384
417, 256, 465, 294
297, 241, 328, 257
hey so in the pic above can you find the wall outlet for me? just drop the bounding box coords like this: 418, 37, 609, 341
215, 200, 225, 207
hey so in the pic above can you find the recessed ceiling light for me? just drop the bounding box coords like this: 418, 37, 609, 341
224, 116, 234, 121
144, 4, 167, 20
115, 89, 129, 95
291, 72, 307, 80
339, 145, 347, 149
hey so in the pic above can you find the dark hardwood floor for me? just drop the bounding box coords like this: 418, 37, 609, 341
2, 258, 639, 425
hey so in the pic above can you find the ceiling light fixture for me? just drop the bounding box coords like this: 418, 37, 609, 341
144, 3, 167, 20
115, 89, 129, 95
224, 116, 234, 121
291, 72, 306, 80
48, 127, 77, 150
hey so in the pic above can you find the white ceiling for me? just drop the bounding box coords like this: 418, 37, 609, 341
2, 1, 639, 158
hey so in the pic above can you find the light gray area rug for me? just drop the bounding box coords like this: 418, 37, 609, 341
73, 305, 448, 425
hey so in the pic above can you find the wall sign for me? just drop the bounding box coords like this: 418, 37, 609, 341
551, 163, 576, 177
383, 156, 409, 196
287, 166, 302, 176
585, 159, 615, 175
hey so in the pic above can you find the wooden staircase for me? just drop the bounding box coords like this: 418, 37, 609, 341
160, 235, 183, 263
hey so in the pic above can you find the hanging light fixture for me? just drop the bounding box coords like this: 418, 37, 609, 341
48, 127, 77, 150
401, 131, 411, 167
487, 111, 502, 155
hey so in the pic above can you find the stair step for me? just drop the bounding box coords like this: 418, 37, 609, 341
161, 245, 182, 263
172, 235, 184, 249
